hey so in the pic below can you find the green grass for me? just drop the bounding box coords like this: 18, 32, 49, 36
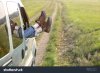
65, 0, 100, 32
58, 0, 100, 66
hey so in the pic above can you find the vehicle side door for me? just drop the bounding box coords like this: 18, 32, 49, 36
6, 1, 26, 66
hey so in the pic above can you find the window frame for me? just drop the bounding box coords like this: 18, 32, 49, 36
6, 1, 26, 49
0, 1, 26, 66
0, 1, 12, 66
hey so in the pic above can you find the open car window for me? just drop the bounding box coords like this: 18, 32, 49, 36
7, 2, 23, 49
0, 2, 10, 58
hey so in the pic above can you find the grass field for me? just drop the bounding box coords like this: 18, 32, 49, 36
43, 0, 100, 66
56, 0, 100, 66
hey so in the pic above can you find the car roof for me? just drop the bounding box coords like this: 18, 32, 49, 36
0, 0, 24, 25
0, 0, 24, 7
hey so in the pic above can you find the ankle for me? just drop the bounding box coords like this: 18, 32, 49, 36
32, 23, 39, 29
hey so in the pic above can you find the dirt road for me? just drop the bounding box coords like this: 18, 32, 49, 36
35, 2, 58, 66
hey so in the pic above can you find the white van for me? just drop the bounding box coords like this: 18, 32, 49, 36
0, 0, 36, 66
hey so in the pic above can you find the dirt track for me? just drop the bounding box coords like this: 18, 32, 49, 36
35, 2, 58, 66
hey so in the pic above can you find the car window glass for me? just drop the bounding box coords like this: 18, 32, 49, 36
0, 2, 10, 58
7, 2, 23, 48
